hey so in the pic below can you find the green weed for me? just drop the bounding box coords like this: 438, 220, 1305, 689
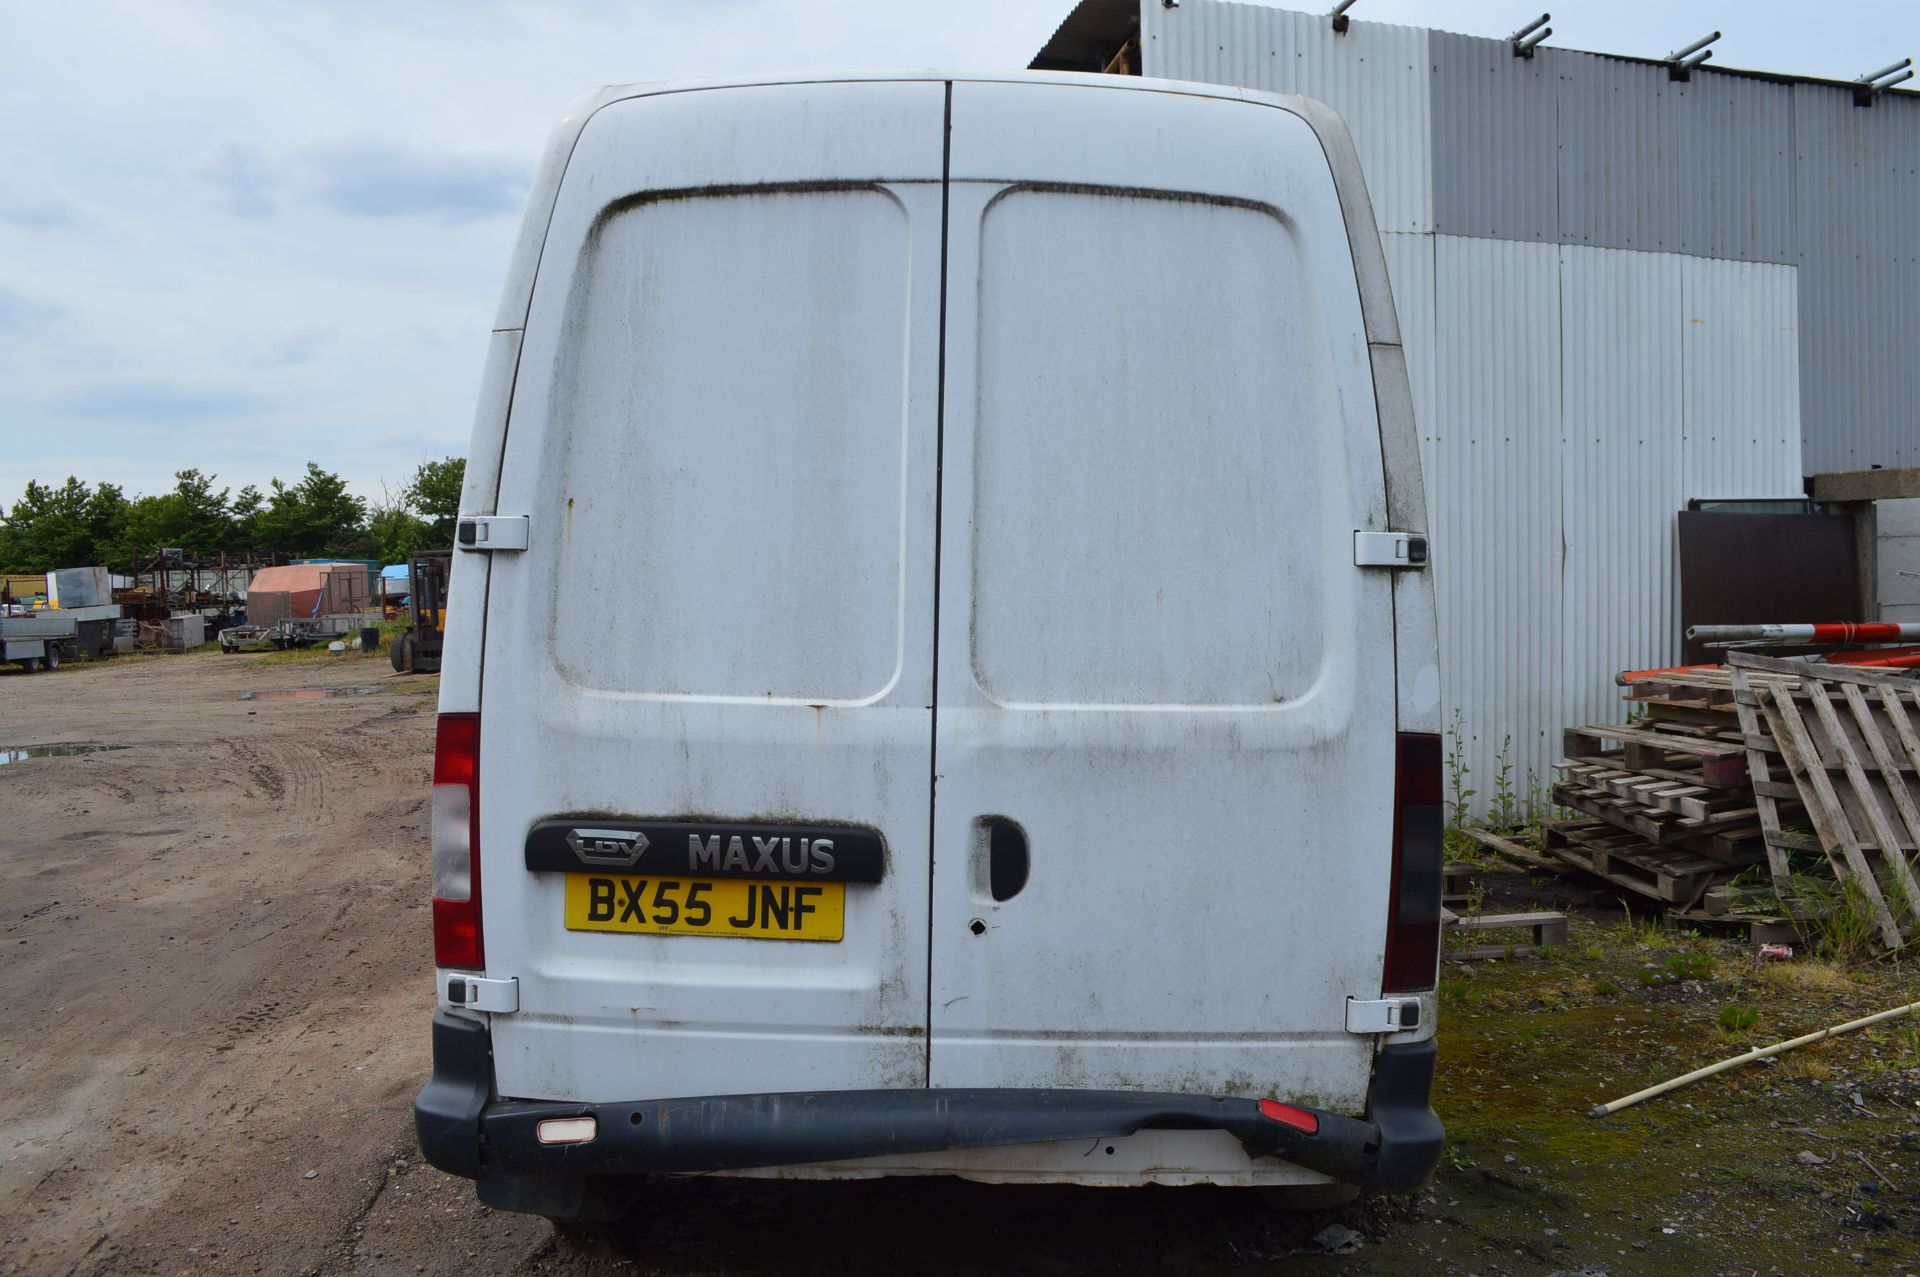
1717, 1004, 1759, 1035
1445, 709, 1476, 830
1489, 734, 1517, 830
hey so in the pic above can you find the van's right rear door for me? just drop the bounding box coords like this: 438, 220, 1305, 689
927, 81, 1399, 1110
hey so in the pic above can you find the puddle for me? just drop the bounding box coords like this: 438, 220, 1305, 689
0, 743, 130, 766
241, 686, 380, 702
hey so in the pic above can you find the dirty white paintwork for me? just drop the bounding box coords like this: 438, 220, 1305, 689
930, 81, 1395, 1108
480, 81, 946, 1100
447, 72, 1433, 1180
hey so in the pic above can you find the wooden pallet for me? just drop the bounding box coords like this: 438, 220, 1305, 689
1545, 820, 1730, 904
1554, 759, 1757, 821
1550, 777, 1762, 847
1561, 724, 1749, 788
1729, 653, 1920, 951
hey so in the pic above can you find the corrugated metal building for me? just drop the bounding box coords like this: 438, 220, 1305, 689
1035, 0, 1920, 811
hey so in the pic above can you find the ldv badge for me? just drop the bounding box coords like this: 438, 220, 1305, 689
565, 827, 650, 867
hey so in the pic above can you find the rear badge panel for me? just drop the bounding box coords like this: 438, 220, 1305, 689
526, 819, 885, 883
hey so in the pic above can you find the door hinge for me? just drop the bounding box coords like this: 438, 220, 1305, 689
455, 515, 529, 552
1354, 530, 1428, 569
442, 973, 519, 1013
1345, 995, 1422, 1034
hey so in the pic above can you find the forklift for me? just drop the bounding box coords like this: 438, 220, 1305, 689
389, 550, 451, 674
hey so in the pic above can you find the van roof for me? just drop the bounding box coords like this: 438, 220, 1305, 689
492, 71, 1398, 352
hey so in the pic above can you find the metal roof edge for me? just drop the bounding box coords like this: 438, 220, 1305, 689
1036, 0, 1916, 101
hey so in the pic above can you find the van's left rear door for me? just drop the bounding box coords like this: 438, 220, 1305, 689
478, 81, 947, 1103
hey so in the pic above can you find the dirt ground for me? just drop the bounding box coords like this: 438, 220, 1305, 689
4, 650, 1920, 1276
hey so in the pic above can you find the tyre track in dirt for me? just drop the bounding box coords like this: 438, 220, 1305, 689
0, 653, 470, 1276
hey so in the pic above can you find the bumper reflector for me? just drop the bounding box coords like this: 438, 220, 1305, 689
535, 1116, 597, 1146
1257, 1098, 1321, 1135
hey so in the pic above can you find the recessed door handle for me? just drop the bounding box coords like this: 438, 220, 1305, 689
979, 817, 1029, 902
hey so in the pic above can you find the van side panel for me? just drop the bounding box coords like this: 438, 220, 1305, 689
929, 83, 1395, 1108
477, 83, 947, 1102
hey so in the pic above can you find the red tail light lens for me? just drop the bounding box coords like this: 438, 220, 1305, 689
432, 713, 483, 969
1383, 732, 1442, 993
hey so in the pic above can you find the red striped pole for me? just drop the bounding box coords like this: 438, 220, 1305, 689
1684, 622, 1920, 644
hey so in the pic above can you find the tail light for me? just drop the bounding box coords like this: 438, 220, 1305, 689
1383, 731, 1442, 993
432, 713, 483, 969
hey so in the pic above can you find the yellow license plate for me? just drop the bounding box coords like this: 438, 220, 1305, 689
564, 875, 844, 942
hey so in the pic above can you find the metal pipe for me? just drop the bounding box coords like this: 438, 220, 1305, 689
1507, 13, 1549, 42
1684, 622, 1920, 644
1679, 48, 1714, 72
1857, 57, 1913, 84
1515, 26, 1552, 56
1666, 30, 1721, 62
1870, 68, 1915, 92
1329, 0, 1358, 14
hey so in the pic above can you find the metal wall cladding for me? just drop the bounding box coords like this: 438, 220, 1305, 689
1793, 83, 1920, 474
1678, 256, 1802, 500
1143, 0, 1432, 232
1431, 236, 1562, 799
1422, 237, 1801, 810
1557, 246, 1683, 741
1430, 37, 1796, 261
1547, 51, 1796, 263
1429, 31, 1557, 243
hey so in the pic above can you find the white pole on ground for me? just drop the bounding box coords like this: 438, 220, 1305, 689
1588, 999, 1920, 1118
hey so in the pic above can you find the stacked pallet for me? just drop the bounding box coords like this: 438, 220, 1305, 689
1550, 678, 1775, 911
1545, 653, 1920, 949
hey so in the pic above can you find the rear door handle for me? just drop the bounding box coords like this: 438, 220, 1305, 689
977, 817, 1029, 902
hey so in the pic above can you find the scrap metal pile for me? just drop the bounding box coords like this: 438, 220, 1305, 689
1537, 631, 1920, 949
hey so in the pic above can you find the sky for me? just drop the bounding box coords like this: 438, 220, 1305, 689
2, 0, 1914, 507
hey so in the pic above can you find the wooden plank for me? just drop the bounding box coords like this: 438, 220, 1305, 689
1803, 682, 1920, 912
1656, 785, 1711, 817
1877, 686, 1920, 795
1455, 826, 1560, 872
1561, 728, 1609, 760
1730, 649, 1918, 691
1676, 805, 1761, 834
1641, 702, 1739, 729
1759, 684, 1905, 949
1565, 724, 1745, 759
1727, 663, 1795, 898
1552, 784, 1671, 842
1839, 682, 1920, 860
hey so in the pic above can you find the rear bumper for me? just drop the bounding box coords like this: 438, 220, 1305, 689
415, 1012, 1441, 1193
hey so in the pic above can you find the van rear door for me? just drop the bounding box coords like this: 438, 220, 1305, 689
479, 81, 946, 1102
927, 82, 1398, 1110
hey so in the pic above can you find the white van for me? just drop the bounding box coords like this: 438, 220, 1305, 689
415, 71, 1443, 1220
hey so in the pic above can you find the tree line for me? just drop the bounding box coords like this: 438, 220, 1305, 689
0, 458, 465, 573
